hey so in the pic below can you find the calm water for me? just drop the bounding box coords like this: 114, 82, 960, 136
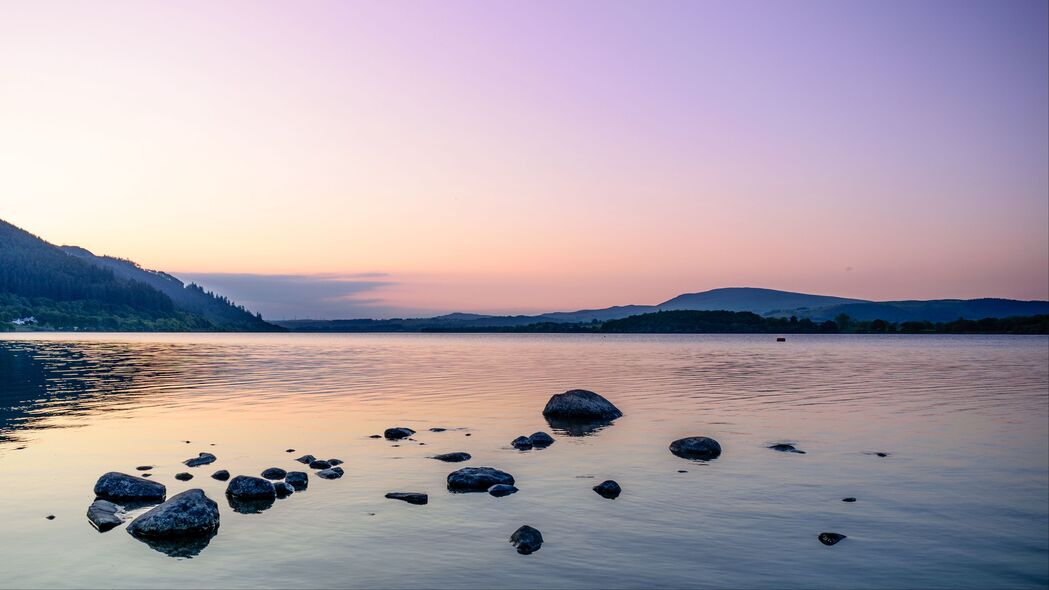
0, 333, 1046, 589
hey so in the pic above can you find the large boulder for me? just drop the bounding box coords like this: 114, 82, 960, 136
669, 437, 722, 460
86, 499, 123, 532
225, 476, 276, 500
542, 389, 622, 420
126, 489, 219, 539
447, 467, 515, 492
510, 525, 543, 555
93, 472, 166, 502
183, 452, 217, 467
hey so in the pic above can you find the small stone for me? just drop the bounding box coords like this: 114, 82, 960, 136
669, 437, 722, 460
183, 452, 217, 467
842, 497, 857, 502
226, 476, 276, 500
175, 472, 193, 481
876, 452, 889, 457
93, 472, 166, 502
309, 460, 332, 470
465, 433, 472, 437
273, 482, 294, 498
86, 499, 122, 532
384, 427, 415, 440
327, 459, 343, 466
211, 470, 230, 481
432, 452, 472, 462
46, 514, 56, 520
510, 525, 543, 555
677, 470, 688, 473
285, 471, 308, 490
261, 467, 287, 480
528, 432, 555, 447
142, 474, 152, 478
488, 484, 518, 497
819, 532, 846, 546
316, 467, 343, 480
368, 435, 382, 439
447, 467, 515, 492
285, 449, 295, 453
135, 465, 153, 471
295, 454, 316, 464
385, 492, 428, 505
593, 480, 622, 499
511, 436, 533, 450
429, 427, 447, 432
769, 443, 806, 454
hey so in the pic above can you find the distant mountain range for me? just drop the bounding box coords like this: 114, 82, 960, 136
277, 287, 1049, 332
0, 219, 280, 331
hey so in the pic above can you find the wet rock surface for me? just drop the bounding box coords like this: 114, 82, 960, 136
135, 466, 152, 471
511, 436, 533, 450
295, 454, 316, 464
94, 472, 166, 502
819, 532, 847, 546
211, 470, 230, 481
384, 427, 415, 440
316, 467, 344, 480
669, 437, 722, 460
273, 482, 294, 497
542, 389, 623, 420
447, 467, 515, 492
226, 476, 276, 500
261, 467, 287, 480
769, 443, 806, 454
183, 452, 217, 467
285, 471, 309, 490
842, 497, 857, 502
127, 489, 219, 539
385, 492, 428, 505
309, 459, 332, 470
510, 525, 543, 555
593, 480, 622, 499
86, 499, 123, 532
488, 484, 518, 497
175, 472, 193, 481
432, 452, 471, 462
528, 432, 555, 447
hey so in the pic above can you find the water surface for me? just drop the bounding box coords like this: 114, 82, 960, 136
0, 333, 1046, 588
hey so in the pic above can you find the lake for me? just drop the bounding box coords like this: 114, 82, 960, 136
0, 333, 1046, 589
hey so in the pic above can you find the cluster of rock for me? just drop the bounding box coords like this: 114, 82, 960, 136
510, 431, 555, 450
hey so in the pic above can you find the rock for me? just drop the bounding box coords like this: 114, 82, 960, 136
86, 500, 123, 532
429, 427, 447, 432
842, 497, 857, 502
225, 476, 276, 500
273, 482, 294, 498
175, 472, 193, 481
126, 489, 219, 539
295, 454, 316, 464
677, 470, 688, 473
93, 472, 166, 502
769, 443, 806, 454
432, 452, 472, 462
528, 432, 555, 447
511, 436, 533, 450
876, 452, 889, 457
142, 474, 153, 478
327, 459, 343, 466
447, 467, 515, 492
317, 466, 344, 480
46, 514, 55, 520
261, 467, 287, 480
488, 484, 518, 497
183, 452, 217, 467
510, 525, 543, 555
384, 427, 415, 440
542, 389, 622, 420
285, 449, 295, 453
285, 471, 308, 490
135, 465, 153, 471
385, 492, 428, 505
211, 470, 230, 481
308, 460, 332, 470
465, 433, 471, 437
592, 480, 622, 499
819, 532, 846, 546
669, 437, 722, 460
368, 435, 382, 439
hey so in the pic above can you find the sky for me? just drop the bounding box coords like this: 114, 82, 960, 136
1, 0, 1047, 319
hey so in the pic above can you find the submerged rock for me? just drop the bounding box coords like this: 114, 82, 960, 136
384, 427, 415, 440
183, 453, 217, 467
175, 472, 193, 481
211, 470, 230, 481
769, 443, 806, 454
225, 476, 276, 500
429, 427, 447, 432
273, 482, 294, 498
528, 432, 555, 447
447, 467, 515, 492
86, 499, 123, 532
261, 467, 287, 480
295, 454, 316, 464
46, 515, 55, 520
135, 465, 153, 471
385, 492, 428, 505
127, 489, 219, 539
368, 435, 382, 439
285, 449, 295, 453
510, 525, 543, 555
669, 437, 722, 460
593, 480, 622, 499
542, 389, 623, 420
285, 471, 309, 490
819, 532, 847, 546
316, 467, 344, 480
94, 472, 166, 502
511, 436, 533, 450
488, 484, 518, 497
432, 452, 472, 463
842, 497, 857, 503
309, 460, 332, 470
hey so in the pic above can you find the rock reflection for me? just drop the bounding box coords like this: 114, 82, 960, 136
129, 529, 217, 558
543, 415, 616, 437
227, 495, 275, 515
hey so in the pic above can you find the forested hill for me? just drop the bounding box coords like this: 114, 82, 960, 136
0, 219, 280, 331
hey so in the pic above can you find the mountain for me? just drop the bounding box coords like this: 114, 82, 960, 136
780, 298, 1049, 323
0, 219, 280, 331
656, 287, 866, 314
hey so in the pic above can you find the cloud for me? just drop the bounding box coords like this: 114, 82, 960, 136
175, 273, 409, 320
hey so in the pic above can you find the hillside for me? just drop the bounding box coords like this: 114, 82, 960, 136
0, 219, 280, 332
